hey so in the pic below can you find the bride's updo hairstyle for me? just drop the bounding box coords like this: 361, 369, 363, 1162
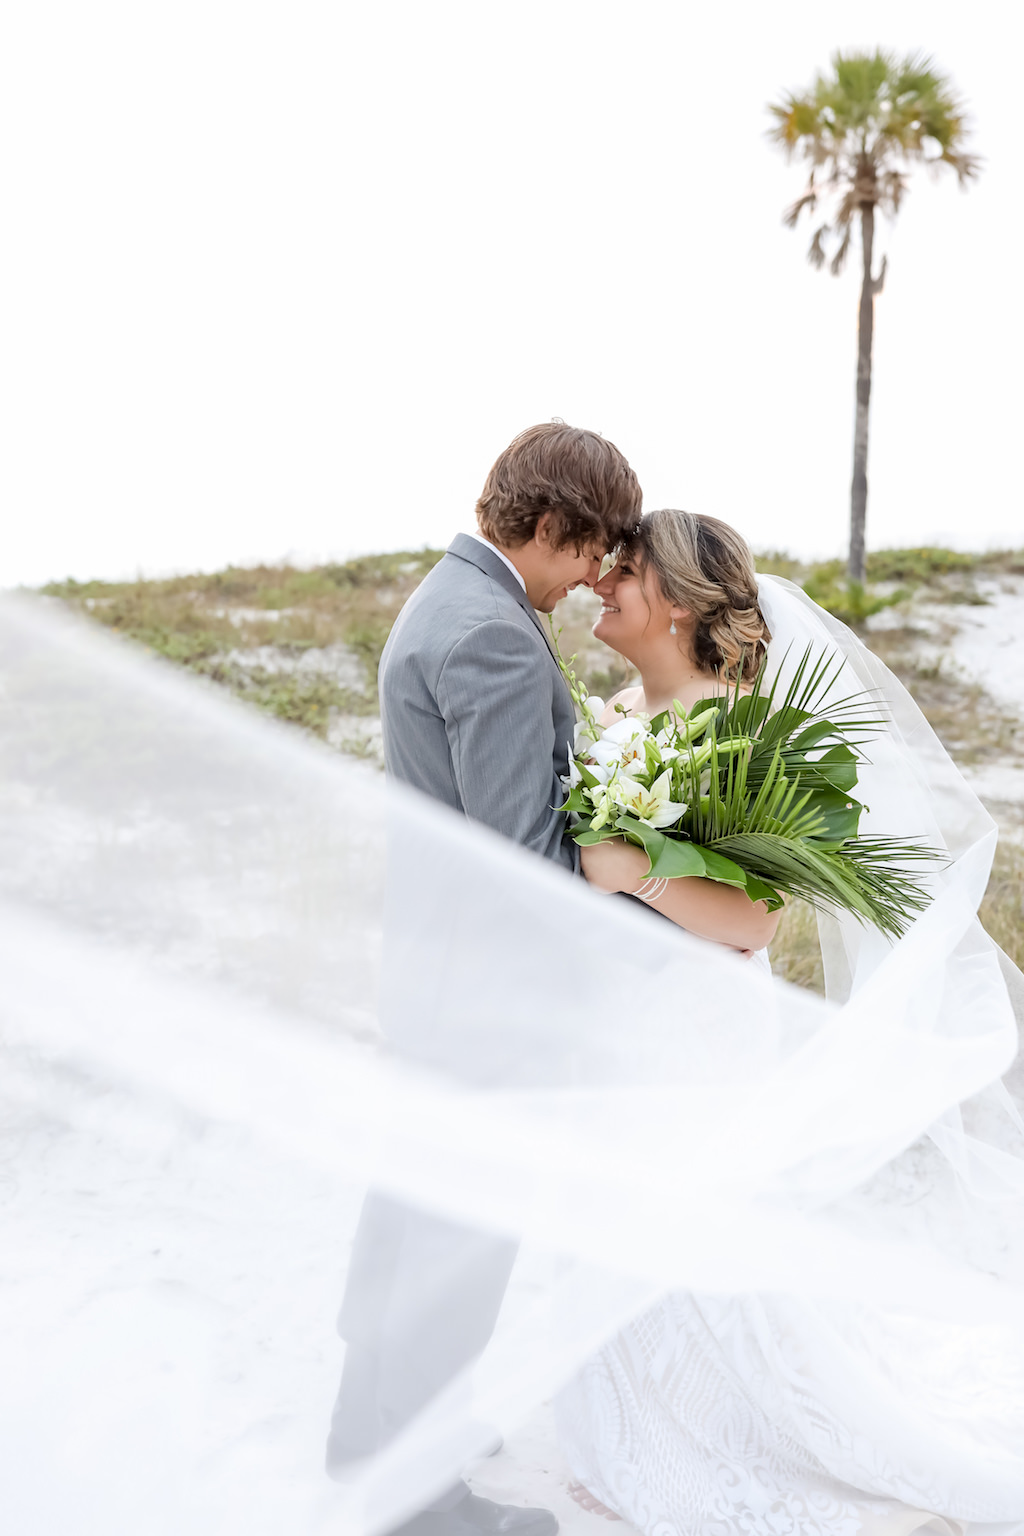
624, 509, 770, 684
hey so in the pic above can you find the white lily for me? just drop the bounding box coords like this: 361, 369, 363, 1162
564, 745, 582, 790
588, 716, 653, 784
611, 769, 687, 829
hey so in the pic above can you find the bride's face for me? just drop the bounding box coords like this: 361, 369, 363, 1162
592, 556, 674, 654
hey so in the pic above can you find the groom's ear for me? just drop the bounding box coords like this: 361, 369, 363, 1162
533, 511, 556, 551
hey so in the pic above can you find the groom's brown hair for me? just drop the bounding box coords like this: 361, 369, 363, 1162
476, 422, 642, 552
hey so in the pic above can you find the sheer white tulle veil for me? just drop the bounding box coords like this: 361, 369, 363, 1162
0, 578, 1022, 1534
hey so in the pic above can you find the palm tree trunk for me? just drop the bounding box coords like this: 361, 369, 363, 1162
849, 203, 876, 584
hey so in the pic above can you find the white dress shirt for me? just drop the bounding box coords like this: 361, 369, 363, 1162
466, 531, 527, 593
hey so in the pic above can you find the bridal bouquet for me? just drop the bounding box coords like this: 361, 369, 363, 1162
556, 643, 941, 939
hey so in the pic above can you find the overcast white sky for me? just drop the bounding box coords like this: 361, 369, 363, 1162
2, 0, 1021, 587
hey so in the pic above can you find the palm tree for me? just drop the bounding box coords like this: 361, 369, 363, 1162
769, 51, 978, 582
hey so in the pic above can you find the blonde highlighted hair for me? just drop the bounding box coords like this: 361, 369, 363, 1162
623, 509, 770, 684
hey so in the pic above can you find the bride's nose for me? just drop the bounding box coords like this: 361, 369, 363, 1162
593, 566, 616, 597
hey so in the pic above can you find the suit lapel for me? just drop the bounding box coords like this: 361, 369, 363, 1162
445, 535, 573, 709
446, 534, 554, 649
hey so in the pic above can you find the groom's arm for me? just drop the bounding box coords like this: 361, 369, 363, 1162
437, 620, 577, 870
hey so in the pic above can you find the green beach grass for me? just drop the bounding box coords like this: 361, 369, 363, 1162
42, 543, 1024, 989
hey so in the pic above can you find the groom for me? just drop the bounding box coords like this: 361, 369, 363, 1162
325, 422, 642, 1535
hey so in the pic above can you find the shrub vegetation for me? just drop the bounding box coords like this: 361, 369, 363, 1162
41, 543, 1024, 979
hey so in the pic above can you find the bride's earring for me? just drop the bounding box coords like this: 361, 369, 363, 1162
669, 621, 677, 636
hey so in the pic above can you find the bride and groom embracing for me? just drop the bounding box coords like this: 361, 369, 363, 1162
326, 423, 1024, 1536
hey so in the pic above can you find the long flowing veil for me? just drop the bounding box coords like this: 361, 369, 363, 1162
1, 584, 1023, 1534
757, 575, 1024, 1198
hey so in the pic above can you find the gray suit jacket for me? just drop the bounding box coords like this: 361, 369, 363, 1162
378, 533, 579, 871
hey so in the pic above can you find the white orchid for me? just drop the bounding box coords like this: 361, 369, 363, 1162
611, 769, 687, 829
588, 716, 653, 784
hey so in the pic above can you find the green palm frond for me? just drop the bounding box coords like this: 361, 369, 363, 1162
703, 831, 934, 940
695, 642, 890, 746
662, 646, 943, 935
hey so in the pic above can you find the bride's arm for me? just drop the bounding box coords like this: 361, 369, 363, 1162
580, 838, 780, 952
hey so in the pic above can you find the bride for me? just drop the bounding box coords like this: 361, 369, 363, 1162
575, 509, 776, 956
558, 508, 1024, 1536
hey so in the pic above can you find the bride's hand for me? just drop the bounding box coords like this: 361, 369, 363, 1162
579, 838, 648, 893
580, 839, 779, 952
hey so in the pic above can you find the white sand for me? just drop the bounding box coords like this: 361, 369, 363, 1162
945, 577, 1024, 717
867, 575, 1024, 821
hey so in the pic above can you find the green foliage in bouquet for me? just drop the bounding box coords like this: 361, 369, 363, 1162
556, 639, 942, 940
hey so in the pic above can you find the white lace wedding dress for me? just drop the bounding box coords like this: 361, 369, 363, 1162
556, 960, 1024, 1536
556, 1277, 1024, 1536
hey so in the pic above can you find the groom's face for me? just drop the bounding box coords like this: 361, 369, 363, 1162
525, 518, 606, 612
529, 545, 605, 613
